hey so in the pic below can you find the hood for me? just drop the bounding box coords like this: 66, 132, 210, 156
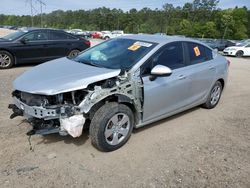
14, 57, 121, 95
0, 38, 11, 43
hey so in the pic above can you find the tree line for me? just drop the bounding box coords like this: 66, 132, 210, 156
0, 0, 249, 40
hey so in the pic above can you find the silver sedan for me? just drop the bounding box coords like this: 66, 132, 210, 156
10, 35, 229, 151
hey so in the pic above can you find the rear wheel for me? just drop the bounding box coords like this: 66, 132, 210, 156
68, 49, 80, 58
202, 81, 222, 109
0, 50, 14, 69
235, 50, 243, 57
104, 36, 110, 40
89, 102, 134, 152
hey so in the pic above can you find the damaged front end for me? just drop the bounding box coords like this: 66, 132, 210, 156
9, 89, 88, 137
9, 71, 143, 138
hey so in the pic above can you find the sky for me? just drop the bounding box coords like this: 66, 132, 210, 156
0, 0, 249, 15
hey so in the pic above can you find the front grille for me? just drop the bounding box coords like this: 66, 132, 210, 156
13, 90, 57, 106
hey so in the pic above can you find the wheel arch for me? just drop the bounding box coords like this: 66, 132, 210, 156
217, 78, 225, 89
88, 94, 139, 125
0, 48, 16, 64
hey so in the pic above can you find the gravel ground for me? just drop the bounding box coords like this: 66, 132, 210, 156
0, 28, 15, 37
0, 28, 250, 187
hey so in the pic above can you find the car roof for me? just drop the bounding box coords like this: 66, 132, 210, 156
19, 28, 65, 33
120, 34, 213, 49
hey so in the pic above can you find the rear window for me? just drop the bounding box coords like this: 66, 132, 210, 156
50, 31, 76, 40
186, 42, 213, 65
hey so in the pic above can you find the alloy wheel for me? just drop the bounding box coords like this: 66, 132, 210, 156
104, 113, 130, 146
0, 53, 11, 68
210, 85, 221, 106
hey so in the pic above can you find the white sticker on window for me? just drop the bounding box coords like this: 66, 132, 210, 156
134, 41, 152, 47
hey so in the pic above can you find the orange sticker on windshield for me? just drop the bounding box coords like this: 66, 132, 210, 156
128, 44, 141, 51
194, 46, 200, 56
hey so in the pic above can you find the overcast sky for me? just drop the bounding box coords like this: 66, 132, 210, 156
0, 0, 249, 15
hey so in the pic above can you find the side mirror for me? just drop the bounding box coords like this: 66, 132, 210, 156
150, 65, 172, 81
20, 38, 27, 44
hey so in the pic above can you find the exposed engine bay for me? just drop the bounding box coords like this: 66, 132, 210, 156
9, 71, 143, 138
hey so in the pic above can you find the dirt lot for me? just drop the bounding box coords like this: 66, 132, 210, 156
0, 28, 15, 37
0, 29, 250, 187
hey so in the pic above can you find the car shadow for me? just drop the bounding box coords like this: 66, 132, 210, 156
36, 129, 89, 146
133, 106, 201, 134
14, 62, 41, 68
34, 106, 201, 146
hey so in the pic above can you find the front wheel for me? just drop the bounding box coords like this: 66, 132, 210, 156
235, 50, 243, 57
0, 51, 14, 69
89, 102, 134, 152
202, 81, 223, 109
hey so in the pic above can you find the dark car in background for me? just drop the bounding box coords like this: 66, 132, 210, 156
197, 38, 236, 51
0, 28, 90, 69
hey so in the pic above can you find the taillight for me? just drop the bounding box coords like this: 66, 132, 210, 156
84, 40, 91, 46
227, 60, 231, 66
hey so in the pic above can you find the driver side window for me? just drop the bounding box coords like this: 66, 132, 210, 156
141, 42, 185, 76
23, 31, 48, 41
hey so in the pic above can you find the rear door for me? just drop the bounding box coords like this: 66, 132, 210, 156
14, 30, 49, 63
183, 42, 216, 105
46, 30, 79, 59
244, 44, 250, 56
142, 42, 192, 122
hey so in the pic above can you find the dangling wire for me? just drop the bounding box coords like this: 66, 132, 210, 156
28, 135, 34, 151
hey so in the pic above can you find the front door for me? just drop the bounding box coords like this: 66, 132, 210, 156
141, 42, 191, 122
14, 30, 49, 63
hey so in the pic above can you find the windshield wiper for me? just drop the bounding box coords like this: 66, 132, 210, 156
76, 59, 102, 68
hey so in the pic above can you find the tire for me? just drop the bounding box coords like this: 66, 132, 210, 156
104, 36, 110, 40
0, 50, 14, 69
89, 102, 134, 152
68, 49, 80, 58
235, 50, 243, 57
202, 81, 223, 109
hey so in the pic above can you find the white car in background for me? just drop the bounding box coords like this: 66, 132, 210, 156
223, 42, 250, 57
102, 30, 125, 40
69, 29, 85, 35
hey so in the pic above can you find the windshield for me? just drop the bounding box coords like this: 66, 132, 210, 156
2, 31, 26, 41
236, 42, 249, 47
73, 38, 157, 70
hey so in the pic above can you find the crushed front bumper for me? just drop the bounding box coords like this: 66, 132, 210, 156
9, 97, 85, 137
11, 97, 59, 120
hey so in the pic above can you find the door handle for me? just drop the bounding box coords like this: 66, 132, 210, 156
178, 75, 186, 80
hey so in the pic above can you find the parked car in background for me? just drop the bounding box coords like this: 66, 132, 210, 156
102, 30, 125, 40
68, 29, 91, 38
69, 29, 84, 35
91, 31, 103, 39
101, 31, 111, 39
10, 35, 228, 151
0, 28, 90, 69
236, 39, 250, 46
223, 42, 250, 57
196, 38, 235, 51
214, 39, 236, 51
